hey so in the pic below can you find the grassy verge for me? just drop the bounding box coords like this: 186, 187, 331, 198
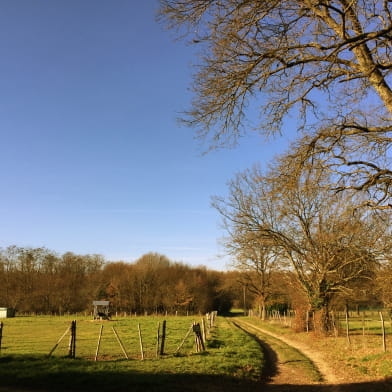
242, 315, 392, 381
0, 316, 264, 391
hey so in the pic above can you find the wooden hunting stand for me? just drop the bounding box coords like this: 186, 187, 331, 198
93, 301, 110, 320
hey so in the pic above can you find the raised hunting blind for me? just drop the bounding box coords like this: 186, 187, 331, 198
92, 301, 110, 320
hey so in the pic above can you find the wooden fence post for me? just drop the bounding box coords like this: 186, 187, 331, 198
331, 311, 338, 337
72, 320, 76, 358
211, 311, 217, 327
111, 326, 129, 360
380, 312, 387, 353
68, 322, 73, 357
306, 311, 309, 333
201, 318, 206, 342
0, 322, 3, 354
160, 320, 166, 356
138, 323, 145, 360
68, 320, 76, 359
95, 325, 104, 361
68, 320, 76, 358
345, 311, 351, 346
362, 314, 365, 337
192, 322, 205, 352
156, 321, 160, 358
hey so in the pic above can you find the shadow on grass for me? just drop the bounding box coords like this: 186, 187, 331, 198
0, 355, 253, 392
0, 355, 391, 392
231, 321, 279, 383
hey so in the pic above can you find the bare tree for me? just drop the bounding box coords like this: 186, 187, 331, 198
213, 160, 390, 333
160, 0, 392, 206
218, 219, 283, 320
377, 257, 392, 313
293, 114, 392, 209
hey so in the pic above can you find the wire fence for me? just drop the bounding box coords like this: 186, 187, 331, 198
249, 308, 392, 353
0, 312, 218, 361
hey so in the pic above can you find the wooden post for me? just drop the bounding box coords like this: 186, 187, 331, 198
201, 318, 206, 343
156, 321, 160, 359
72, 320, 76, 358
68, 323, 73, 357
331, 311, 338, 337
67, 320, 76, 359
138, 323, 144, 360
212, 311, 217, 327
0, 322, 3, 354
192, 322, 205, 352
111, 326, 129, 360
306, 311, 309, 333
160, 320, 166, 356
95, 325, 104, 361
312, 311, 315, 331
362, 315, 365, 337
380, 312, 386, 353
345, 311, 351, 346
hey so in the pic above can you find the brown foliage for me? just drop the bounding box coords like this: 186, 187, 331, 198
0, 248, 233, 314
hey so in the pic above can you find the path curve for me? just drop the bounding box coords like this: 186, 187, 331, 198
234, 319, 342, 390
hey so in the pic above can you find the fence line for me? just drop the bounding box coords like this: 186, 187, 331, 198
0, 311, 219, 360
0, 322, 3, 354
250, 308, 391, 353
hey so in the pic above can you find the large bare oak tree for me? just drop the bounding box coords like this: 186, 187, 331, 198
160, 0, 392, 207
213, 160, 391, 332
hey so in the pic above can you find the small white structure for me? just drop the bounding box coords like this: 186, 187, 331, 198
0, 308, 15, 318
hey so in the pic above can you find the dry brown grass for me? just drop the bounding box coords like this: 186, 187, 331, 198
248, 316, 392, 383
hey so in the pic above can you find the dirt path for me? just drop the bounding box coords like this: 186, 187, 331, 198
236, 319, 339, 382
233, 319, 343, 391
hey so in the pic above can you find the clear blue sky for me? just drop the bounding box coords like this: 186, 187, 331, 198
0, 0, 291, 270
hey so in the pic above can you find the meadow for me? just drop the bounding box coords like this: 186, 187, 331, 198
0, 314, 264, 392
1, 312, 391, 391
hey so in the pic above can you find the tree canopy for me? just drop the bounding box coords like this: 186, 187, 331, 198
0, 247, 233, 315
159, 0, 392, 207
213, 158, 391, 331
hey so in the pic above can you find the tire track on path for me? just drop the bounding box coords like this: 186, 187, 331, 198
233, 319, 343, 392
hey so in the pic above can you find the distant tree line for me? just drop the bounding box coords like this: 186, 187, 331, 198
0, 245, 389, 321
0, 248, 233, 315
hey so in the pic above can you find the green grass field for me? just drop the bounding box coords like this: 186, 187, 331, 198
1, 315, 199, 359
338, 311, 392, 336
0, 315, 264, 391
2, 312, 391, 391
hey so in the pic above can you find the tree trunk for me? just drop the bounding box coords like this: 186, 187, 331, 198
313, 305, 331, 335
258, 297, 267, 321
261, 304, 267, 321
